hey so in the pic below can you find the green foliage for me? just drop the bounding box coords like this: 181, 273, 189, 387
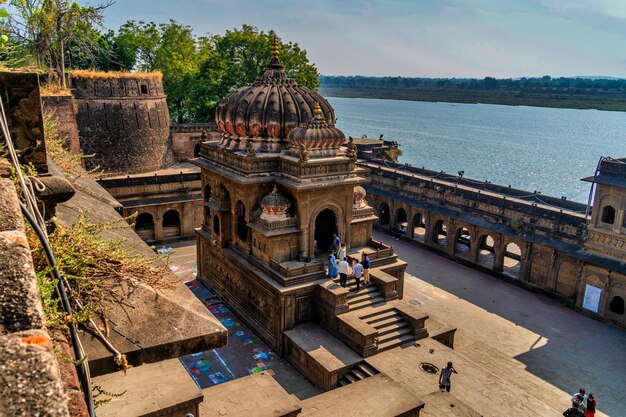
384, 147, 403, 162
509, 215, 524, 233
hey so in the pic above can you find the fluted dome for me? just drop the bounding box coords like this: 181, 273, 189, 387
215, 40, 335, 141
353, 185, 366, 208
287, 104, 346, 150
260, 186, 291, 221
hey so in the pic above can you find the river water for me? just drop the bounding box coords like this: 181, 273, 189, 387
326, 97, 625, 203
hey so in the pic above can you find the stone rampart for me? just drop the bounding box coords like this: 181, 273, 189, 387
70, 73, 175, 174
170, 122, 219, 161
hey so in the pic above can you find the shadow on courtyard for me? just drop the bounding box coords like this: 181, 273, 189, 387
375, 231, 626, 417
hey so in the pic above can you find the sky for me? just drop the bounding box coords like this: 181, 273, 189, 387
102, 0, 626, 78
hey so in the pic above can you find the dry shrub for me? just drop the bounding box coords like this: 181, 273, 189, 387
70, 69, 162, 80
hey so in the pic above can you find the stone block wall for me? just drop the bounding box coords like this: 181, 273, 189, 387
170, 122, 219, 161
42, 95, 81, 154
0, 160, 73, 416
70, 74, 175, 174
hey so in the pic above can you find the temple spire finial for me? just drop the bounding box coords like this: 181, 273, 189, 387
313, 102, 323, 118
271, 35, 279, 59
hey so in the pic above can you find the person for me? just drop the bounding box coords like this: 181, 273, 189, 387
361, 253, 371, 285
331, 234, 341, 255
338, 257, 350, 288
352, 259, 364, 292
400, 225, 406, 239
585, 394, 596, 417
392, 223, 399, 240
563, 402, 585, 417
575, 395, 586, 413
571, 389, 587, 409
337, 242, 347, 263
327, 251, 338, 279
439, 361, 458, 392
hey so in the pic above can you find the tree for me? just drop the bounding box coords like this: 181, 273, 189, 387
188, 25, 319, 122
8, 0, 112, 86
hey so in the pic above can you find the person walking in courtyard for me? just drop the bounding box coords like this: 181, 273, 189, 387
439, 361, 458, 392
338, 257, 350, 288
352, 259, 364, 292
571, 388, 587, 409
585, 394, 596, 417
361, 253, 371, 285
338, 242, 347, 263
563, 402, 585, 417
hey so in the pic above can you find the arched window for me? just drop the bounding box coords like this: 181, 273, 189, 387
454, 227, 471, 258
609, 296, 624, 315
235, 201, 248, 242
395, 207, 407, 225
432, 220, 447, 246
601, 205, 615, 224
503, 242, 522, 279
135, 213, 155, 241
412, 212, 426, 242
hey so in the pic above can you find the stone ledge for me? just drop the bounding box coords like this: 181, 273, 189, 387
0, 230, 45, 335
0, 329, 69, 417
0, 178, 24, 233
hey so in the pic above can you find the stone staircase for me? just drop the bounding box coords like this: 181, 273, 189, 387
344, 281, 386, 311
361, 305, 417, 352
338, 362, 380, 387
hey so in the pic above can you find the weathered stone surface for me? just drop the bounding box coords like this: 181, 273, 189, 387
91, 359, 202, 417
0, 329, 69, 417
0, 230, 44, 335
420, 392, 482, 417
299, 373, 424, 416
199, 372, 302, 417
53, 162, 227, 376
0, 178, 24, 233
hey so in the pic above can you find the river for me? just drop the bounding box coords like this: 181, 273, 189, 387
326, 97, 625, 203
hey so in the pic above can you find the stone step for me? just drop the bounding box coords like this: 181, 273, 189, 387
376, 333, 416, 353
348, 296, 386, 311
346, 286, 379, 300
377, 321, 410, 337
347, 290, 382, 304
338, 379, 349, 387
377, 327, 414, 346
351, 368, 369, 380
367, 312, 404, 328
357, 363, 380, 377
344, 373, 358, 383
357, 305, 397, 321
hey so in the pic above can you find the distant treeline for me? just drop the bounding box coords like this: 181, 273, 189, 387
319, 75, 626, 111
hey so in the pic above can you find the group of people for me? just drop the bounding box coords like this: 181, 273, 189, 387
391, 223, 406, 240
563, 388, 597, 417
325, 234, 371, 292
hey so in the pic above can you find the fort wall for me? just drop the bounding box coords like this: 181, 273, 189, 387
170, 122, 219, 161
69, 73, 175, 174
42, 95, 81, 154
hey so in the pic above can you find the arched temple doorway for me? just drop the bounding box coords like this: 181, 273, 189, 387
162, 209, 181, 239
314, 208, 338, 255
135, 213, 155, 241
379, 202, 390, 226
395, 207, 408, 225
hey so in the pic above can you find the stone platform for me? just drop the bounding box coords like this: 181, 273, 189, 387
284, 322, 361, 390
366, 338, 562, 417
91, 359, 202, 417
199, 372, 301, 417
419, 392, 481, 417
299, 373, 424, 416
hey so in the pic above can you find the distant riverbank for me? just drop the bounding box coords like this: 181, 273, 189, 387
319, 86, 626, 112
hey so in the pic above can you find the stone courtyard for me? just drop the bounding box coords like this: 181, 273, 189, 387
167, 233, 624, 416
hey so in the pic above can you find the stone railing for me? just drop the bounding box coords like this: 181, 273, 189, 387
315, 280, 349, 316
170, 122, 217, 133
370, 270, 399, 301
0, 160, 72, 417
429, 327, 457, 349
336, 314, 378, 358
254, 216, 298, 230
352, 206, 375, 220
395, 303, 429, 340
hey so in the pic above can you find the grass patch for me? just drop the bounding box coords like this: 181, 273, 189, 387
71, 69, 162, 81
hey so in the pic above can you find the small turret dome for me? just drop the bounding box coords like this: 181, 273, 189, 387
260, 186, 291, 220
287, 103, 346, 151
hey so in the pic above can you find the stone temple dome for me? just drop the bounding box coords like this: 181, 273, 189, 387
287, 103, 346, 159
215, 38, 335, 145
260, 185, 291, 221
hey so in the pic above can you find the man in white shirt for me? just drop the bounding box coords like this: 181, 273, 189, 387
338, 257, 350, 288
